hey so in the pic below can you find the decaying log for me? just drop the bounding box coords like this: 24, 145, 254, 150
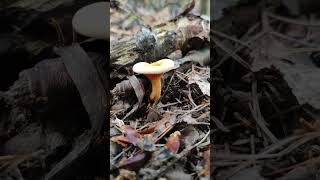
110, 14, 209, 66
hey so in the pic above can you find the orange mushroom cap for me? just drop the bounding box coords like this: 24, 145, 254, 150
132, 59, 174, 102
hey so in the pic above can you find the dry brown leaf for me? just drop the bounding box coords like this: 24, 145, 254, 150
110, 135, 130, 147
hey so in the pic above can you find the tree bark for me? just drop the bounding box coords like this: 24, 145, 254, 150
110, 14, 209, 66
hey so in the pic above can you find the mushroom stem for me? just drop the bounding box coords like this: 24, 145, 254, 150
145, 74, 162, 103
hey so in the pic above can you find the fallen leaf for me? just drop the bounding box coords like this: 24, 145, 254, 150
251, 36, 320, 109
111, 135, 130, 147
137, 126, 156, 135
165, 131, 181, 153
188, 71, 210, 96
180, 126, 201, 148
111, 126, 142, 146
119, 152, 149, 170
123, 126, 142, 146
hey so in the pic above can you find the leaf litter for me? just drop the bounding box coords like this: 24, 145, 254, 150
110, 0, 210, 179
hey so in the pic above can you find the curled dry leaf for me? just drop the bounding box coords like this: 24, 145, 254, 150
111, 77, 145, 98
111, 125, 142, 147
127, 75, 145, 105
119, 152, 148, 170
111, 135, 130, 147
165, 131, 181, 153
137, 113, 174, 136
137, 126, 156, 135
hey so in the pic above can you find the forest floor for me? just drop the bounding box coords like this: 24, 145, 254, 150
110, 0, 210, 179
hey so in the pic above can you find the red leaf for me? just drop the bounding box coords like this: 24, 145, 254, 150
111, 135, 130, 147
137, 126, 156, 135
165, 131, 181, 153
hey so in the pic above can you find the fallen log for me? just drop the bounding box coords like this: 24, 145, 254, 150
110, 14, 209, 66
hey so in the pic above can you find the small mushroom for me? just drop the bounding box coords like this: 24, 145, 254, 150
72, 2, 109, 39
132, 59, 174, 103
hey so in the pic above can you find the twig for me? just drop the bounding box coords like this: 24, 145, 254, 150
250, 79, 278, 143
189, 130, 210, 149
211, 29, 252, 48
188, 85, 197, 107
158, 71, 176, 102
265, 11, 320, 27
220, 161, 254, 179
270, 31, 319, 48
263, 155, 320, 177
112, 145, 133, 167
250, 134, 255, 155
212, 23, 265, 70
215, 132, 320, 161
212, 37, 252, 71
158, 101, 182, 108
211, 116, 230, 132
266, 105, 302, 121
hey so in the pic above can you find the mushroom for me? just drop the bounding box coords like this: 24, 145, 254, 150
132, 59, 174, 103
72, 2, 109, 39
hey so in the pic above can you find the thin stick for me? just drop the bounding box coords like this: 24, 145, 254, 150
266, 11, 320, 27
212, 37, 252, 71
211, 29, 252, 48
